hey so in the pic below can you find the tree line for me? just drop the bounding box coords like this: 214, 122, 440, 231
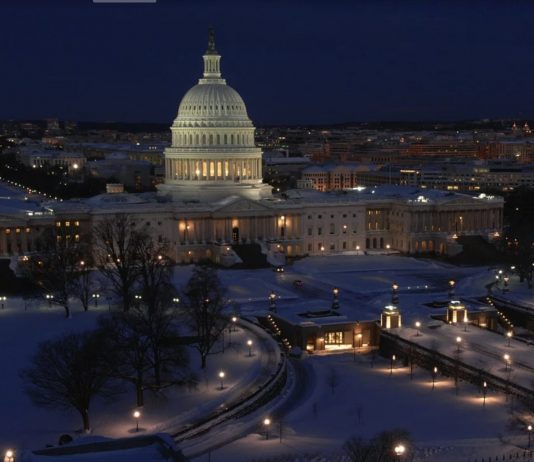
18, 214, 233, 433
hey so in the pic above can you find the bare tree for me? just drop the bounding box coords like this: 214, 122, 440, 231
344, 428, 414, 462
93, 214, 143, 312
135, 235, 174, 314
19, 331, 117, 433
18, 228, 86, 318
326, 367, 340, 394
181, 264, 229, 369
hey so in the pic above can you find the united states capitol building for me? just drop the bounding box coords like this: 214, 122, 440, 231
0, 32, 503, 264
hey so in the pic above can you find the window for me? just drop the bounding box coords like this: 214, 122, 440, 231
5, 229, 10, 234
75, 221, 80, 227
65, 221, 70, 227
325, 332, 343, 345
318, 227, 322, 235
308, 228, 313, 236
329, 223, 335, 234
308, 243, 312, 251
56, 221, 61, 227
318, 215, 322, 219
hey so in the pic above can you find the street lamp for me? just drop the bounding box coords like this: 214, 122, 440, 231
506, 331, 513, 347
218, 370, 225, 390
91, 293, 100, 307
456, 336, 462, 353
134, 294, 142, 307
391, 282, 399, 305
448, 279, 455, 299
45, 294, 54, 307
503, 275, 510, 293
332, 287, 340, 310
4, 449, 15, 462
172, 297, 180, 305
415, 321, 421, 336
504, 354, 511, 371
390, 354, 396, 375
0, 296, 6, 309
263, 418, 271, 440
528, 425, 533, 448
483, 381, 487, 407
394, 443, 405, 460
133, 410, 141, 432
269, 291, 277, 312
247, 339, 253, 357
432, 366, 438, 390
231, 315, 238, 332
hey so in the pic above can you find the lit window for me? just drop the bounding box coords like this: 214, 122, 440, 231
75, 221, 80, 227
56, 221, 61, 227
26, 228, 30, 233
65, 221, 70, 227
5, 229, 11, 234
16, 228, 20, 233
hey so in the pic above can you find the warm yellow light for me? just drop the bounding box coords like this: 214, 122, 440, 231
133, 410, 140, 419
219, 371, 225, 379
263, 418, 271, 426
247, 339, 253, 346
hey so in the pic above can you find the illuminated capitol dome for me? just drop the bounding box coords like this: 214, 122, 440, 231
158, 28, 271, 201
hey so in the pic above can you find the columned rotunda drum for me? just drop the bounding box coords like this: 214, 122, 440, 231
158, 29, 271, 202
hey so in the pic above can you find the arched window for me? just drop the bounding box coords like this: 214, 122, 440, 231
189, 134, 193, 144
202, 134, 206, 145
209, 134, 213, 145
224, 134, 228, 144
231, 134, 234, 144
216, 134, 220, 144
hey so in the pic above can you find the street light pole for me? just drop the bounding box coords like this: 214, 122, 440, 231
483, 381, 487, 407
332, 287, 339, 310
247, 339, 253, 357
391, 282, 399, 305
432, 366, 438, 390
390, 354, 396, 375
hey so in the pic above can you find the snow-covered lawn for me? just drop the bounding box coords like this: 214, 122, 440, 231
212, 353, 521, 462
0, 298, 267, 453
1, 255, 520, 460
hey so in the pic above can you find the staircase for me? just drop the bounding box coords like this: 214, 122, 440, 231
230, 243, 269, 268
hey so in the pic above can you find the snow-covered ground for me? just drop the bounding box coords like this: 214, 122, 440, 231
2, 255, 531, 461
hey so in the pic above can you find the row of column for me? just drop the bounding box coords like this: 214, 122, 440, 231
166, 158, 262, 181
410, 208, 501, 233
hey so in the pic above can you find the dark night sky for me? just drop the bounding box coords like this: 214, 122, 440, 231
1, 0, 534, 125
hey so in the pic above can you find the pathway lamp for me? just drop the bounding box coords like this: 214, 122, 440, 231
456, 336, 462, 353
483, 381, 487, 407
269, 291, 277, 312
91, 293, 100, 307
218, 371, 225, 390
390, 354, 396, 375
415, 321, 421, 336
506, 331, 513, 347
133, 410, 141, 432
394, 443, 406, 461
247, 339, 253, 357
528, 425, 533, 448
0, 296, 6, 309
432, 366, 438, 390
332, 287, 340, 310
448, 279, 455, 299
263, 418, 271, 440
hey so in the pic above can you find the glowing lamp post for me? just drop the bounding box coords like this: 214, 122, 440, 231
415, 321, 421, 336
218, 371, 225, 390
332, 287, 340, 310
503, 275, 510, 293
4, 449, 15, 462
390, 354, 396, 375
133, 410, 141, 432
45, 294, 54, 307
247, 339, 253, 357
432, 366, 438, 390
391, 282, 399, 305
134, 294, 142, 307
448, 279, 455, 299
269, 291, 277, 312
92, 293, 100, 307
231, 315, 237, 332
394, 444, 406, 460
528, 425, 533, 448
0, 296, 6, 309
263, 418, 271, 440
456, 336, 462, 353
504, 354, 511, 372
172, 297, 180, 306
483, 381, 487, 407
506, 331, 513, 347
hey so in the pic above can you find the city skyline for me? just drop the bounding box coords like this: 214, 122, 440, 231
2, 1, 534, 125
